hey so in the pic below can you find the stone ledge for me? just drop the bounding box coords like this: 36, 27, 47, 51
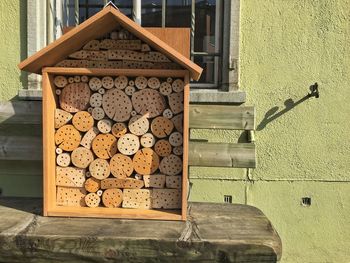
18, 89, 247, 104
0, 198, 281, 262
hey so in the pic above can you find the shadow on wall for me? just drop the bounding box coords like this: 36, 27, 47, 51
19, 0, 28, 89
257, 83, 319, 131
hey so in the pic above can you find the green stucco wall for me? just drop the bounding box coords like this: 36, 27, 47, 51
191, 1, 350, 262
0, 1, 26, 100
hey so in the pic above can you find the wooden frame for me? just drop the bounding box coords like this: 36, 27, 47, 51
43, 67, 189, 221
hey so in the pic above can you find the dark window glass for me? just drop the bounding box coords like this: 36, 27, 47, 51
193, 55, 215, 84
166, 1, 191, 28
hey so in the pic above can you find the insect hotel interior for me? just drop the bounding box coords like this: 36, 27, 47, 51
18, 5, 202, 220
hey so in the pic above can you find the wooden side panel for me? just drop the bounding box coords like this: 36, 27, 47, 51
189, 142, 256, 168
189, 105, 256, 130
145, 28, 190, 59
42, 71, 56, 215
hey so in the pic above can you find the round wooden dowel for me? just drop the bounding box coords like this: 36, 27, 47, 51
74, 76, 81, 83
147, 77, 160, 89
68, 77, 75, 84
55, 109, 73, 129
89, 158, 110, 180
101, 76, 114, 89
55, 147, 63, 154
134, 174, 143, 180
81, 75, 89, 83
89, 93, 103, 107
56, 153, 71, 167
114, 75, 128, 89
71, 147, 94, 168
92, 134, 118, 159
84, 177, 101, 192
102, 189, 123, 208
85, 192, 101, 207
117, 133, 140, 155
154, 139, 172, 157
98, 88, 105, 95
159, 82, 172, 96
151, 116, 174, 138
159, 154, 182, 176
166, 77, 173, 83
89, 77, 102, 91
168, 92, 184, 115
87, 107, 93, 113
125, 86, 136, 96
128, 80, 135, 86
172, 79, 184, 93
110, 153, 133, 178
128, 115, 149, 136
80, 127, 99, 149
173, 146, 183, 156
111, 122, 127, 138
86, 171, 91, 178
130, 110, 137, 117
55, 124, 81, 151
135, 76, 147, 89
72, 111, 94, 132
102, 88, 132, 122
92, 107, 105, 120
133, 148, 160, 175
171, 113, 183, 133
60, 83, 91, 113
54, 76, 68, 88
169, 132, 183, 147
140, 133, 155, 148
97, 119, 112, 134
163, 109, 173, 119
132, 89, 165, 118
55, 89, 61, 95
97, 190, 103, 197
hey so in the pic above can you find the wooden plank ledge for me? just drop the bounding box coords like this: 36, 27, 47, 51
0, 198, 281, 262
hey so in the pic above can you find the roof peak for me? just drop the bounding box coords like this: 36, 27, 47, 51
104, 1, 118, 10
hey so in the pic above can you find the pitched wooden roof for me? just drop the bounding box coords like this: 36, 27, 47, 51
18, 6, 202, 80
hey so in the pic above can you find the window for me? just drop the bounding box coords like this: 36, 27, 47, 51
63, 0, 223, 87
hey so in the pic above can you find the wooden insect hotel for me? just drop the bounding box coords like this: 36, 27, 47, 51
18, 5, 202, 220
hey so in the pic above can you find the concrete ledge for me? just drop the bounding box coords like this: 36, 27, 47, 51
190, 89, 246, 104
0, 198, 281, 262
18, 89, 247, 104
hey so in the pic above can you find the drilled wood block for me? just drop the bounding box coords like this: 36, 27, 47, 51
152, 189, 181, 209
54, 109, 73, 129
151, 116, 174, 138
143, 174, 166, 188
144, 52, 170, 62
72, 111, 94, 132
172, 79, 184, 93
154, 139, 172, 157
169, 132, 183, 147
114, 76, 128, 90
147, 77, 160, 89
99, 39, 141, 50
56, 186, 87, 207
56, 166, 86, 187
168, 92, 183, 115
111, 122, 127, 138
128, 115, 149, 136
122, 189, 152, 209
56, 153, 71, 167
117, 133, 139, 155
132, 89, 165, 118
89, 158, 110, 180
83, 39, 100, 51
89, 93, 103, 107
133, 148, 159, 175
159, 82, 172, 96
101, 178, 144, 189
110, 153, 133, 178
85, 192, 101, 207
92, 134, 117, 159
101, 76, 114, 89
84, 177, 101, 193
135, 76, 148, 89
165, 175, 181, 189
102, 88, 132, 122
140, 133, 155, 148
102, 188, 123, 208
80, 127, 99, 149
59, 83, 91, 113
159, 154, 182, 176
171, 114, 183, 133
71, 147, 94, 169
55, 124, 81, 152
54, 76, 68, 88
107, 50, 144, 61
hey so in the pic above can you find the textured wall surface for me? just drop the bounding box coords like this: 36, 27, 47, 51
191, 0, 350, 262
0, 1, 26, 100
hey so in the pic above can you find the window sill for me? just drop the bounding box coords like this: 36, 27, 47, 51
18, 89, 247, 104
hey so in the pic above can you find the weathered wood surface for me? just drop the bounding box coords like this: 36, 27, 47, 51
0, 198, 281, 263
189, 142, 256, 168
189, 105, 255, 130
